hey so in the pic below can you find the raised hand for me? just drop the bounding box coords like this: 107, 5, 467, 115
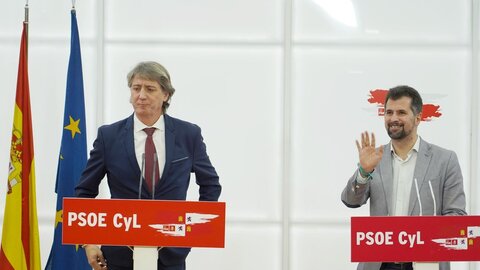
355, 131, 384, 173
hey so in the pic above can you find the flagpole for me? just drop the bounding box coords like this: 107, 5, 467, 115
24, 2, 29, 51
71, 0, 76, 20
24, 3, 29, 23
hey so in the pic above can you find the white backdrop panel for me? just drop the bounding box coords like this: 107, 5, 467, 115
187, 224, 282, 270
294, 0, 470, 44
291, 224, 355, 270
0, 1, 96, 39
39, 223, 55, 266
291, 47, 471, 221
104, 45, 283, 221
105, 0, 283, 42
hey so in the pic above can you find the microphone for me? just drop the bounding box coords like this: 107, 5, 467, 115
428, 180, 436, 216
414, 178, 423, 216
414, 178, 437, 216
151, 153, 157, 200
138, 153, 145, 199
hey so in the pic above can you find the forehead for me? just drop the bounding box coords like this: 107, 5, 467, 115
385, 96, 413, 111
131, 75, 160, 87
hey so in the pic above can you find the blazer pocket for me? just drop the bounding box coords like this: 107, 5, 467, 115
171, 156, 189, 164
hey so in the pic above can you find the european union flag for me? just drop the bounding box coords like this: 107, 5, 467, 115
45, 9, 91, 270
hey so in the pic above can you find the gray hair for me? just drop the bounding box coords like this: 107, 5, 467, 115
127, 61, 176, 113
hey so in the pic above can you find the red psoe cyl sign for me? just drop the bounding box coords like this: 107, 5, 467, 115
63, 198, 225, 248
351, 216, 480, 262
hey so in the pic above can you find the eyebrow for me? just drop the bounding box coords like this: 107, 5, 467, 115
385, 109, 409, 113
131, 83, 158, 88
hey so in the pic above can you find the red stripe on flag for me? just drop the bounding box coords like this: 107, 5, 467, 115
0, 248, 15, 270
17, 22, 33, 270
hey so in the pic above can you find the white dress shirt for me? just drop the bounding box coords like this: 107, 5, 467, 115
391, 136, 420, 216
133, 114, 166, 180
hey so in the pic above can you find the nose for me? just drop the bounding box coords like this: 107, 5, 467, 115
138, 86, 147, 99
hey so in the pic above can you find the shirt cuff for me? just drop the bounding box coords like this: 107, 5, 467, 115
356, 170, 371, 184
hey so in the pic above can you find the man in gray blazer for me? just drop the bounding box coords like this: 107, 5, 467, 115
341, 85, 466, 270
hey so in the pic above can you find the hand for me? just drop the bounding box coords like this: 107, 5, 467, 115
355, 131, 384, 173
84, 245, 108, 270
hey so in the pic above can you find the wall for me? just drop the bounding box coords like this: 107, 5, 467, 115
0, 0, 478, 269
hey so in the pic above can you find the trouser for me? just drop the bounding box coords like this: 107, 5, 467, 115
380, 262, 413, 270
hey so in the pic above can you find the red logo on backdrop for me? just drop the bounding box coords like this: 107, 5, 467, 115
368, 89, 442, 121
351, 216, 480, 262
62, 198, 225, 248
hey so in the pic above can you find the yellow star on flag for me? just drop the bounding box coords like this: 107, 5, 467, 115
55, 209, 63, 228
64, 116, 81, 139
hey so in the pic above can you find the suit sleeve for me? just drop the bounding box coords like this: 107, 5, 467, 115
192, 126, 221, 201
158, 125, 220, 266
341, 169, 371, 208
441, 151, 467, 216
75, 127, 107, 198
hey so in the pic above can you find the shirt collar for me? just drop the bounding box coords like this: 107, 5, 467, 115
390, 135, 420, 160
133, 114, 165, 133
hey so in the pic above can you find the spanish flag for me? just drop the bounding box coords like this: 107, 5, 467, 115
0, 20, 41, 270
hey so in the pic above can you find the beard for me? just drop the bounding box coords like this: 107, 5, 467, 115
387, 123, 408, 140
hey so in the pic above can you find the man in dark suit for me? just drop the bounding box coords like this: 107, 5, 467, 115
75, 61, 221, 270
341, 86, 466, 270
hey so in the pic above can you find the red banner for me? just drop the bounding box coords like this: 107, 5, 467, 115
63, 198, 225, 248
351, 216, 480, 262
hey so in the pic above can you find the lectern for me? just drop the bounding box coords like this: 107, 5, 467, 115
62, 198, 226, 269
351, 216, 480, 270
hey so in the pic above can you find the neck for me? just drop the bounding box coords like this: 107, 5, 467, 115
391, 134, 418, 159
138, 113, 162, 127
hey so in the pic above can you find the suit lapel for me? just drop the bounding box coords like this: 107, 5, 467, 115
408, 138, 432, 215
379, 144, 394, 215
160, 114, 176, 185
123, 115, 141, 177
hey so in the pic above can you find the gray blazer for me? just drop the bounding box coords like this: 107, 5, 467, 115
341, 137, 467, 270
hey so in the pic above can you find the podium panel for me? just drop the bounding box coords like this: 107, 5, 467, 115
351, 216, 480, 262
62, 198, 225, 248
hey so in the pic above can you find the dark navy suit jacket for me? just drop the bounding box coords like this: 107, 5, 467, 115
75, 114, 221, 269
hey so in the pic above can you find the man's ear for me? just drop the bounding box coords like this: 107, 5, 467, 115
415, 112, 422, 125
